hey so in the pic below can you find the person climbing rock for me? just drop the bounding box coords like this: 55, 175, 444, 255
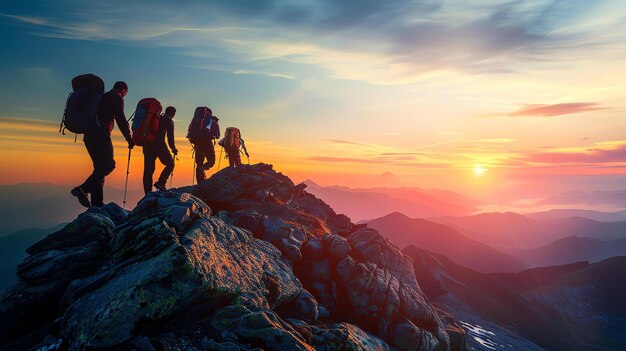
186, 106, 220, 183
72, 81, 134, 207
218, 127, 249, 168
142, 106, 177, 194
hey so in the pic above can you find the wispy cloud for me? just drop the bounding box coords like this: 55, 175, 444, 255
507, 102, 607, 117
3, 1, 625, 84
522, 142, 626, 164
306, 156, 386, 164
465, 138, 517, 143
326, 139, 373, 147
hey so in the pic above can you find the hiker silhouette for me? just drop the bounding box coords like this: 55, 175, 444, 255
142, 106, 178, 194
187, 107, 220, 184
72, 81, 134, 208
218, 127, 249, 168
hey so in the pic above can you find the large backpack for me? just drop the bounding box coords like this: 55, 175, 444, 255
60, 74, 105, 134
131, 98, 162, 146
224, 127, 241, 150
186, 106, 212, 143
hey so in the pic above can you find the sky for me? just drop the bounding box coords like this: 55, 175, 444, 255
1, 0, 625, 203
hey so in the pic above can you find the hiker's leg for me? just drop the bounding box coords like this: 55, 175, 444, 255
81, 132, 115, 205
227, 149, 236, 167
234, 151, 241, 167
93, 135, 114, 206
91, 179, 104, 207
195, 145, 206, 183
143, 146, 157, 194
156, 144, 174, 185
205, 143, 216, 169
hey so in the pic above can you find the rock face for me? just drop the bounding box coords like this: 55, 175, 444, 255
0, 164, 467, 351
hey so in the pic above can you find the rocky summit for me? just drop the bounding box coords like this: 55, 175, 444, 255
0, 163, 468, 351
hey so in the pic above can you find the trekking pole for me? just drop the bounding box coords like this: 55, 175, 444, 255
123, 148, 132, 209
169, 155, 179, 189
217, 146, 223, 171
191, 148, 196, 186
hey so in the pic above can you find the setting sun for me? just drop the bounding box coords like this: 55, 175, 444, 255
473, 166, 486, 177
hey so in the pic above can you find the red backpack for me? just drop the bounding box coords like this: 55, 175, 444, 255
224, 127, 241, 150
131, 98, 162, 146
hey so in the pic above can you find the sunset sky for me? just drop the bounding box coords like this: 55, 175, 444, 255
1, 0, 625, 202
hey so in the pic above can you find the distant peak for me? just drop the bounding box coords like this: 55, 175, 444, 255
301, 179, 320, 187
380, 211, 411, 220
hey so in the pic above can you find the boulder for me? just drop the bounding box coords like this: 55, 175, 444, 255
194, 164, 355, 239
60, 191, 303, 349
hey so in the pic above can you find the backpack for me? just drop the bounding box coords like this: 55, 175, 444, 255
131, 98, 162, 146
60, 74, 105, 134
186, 106, 214, 143
224, 127, 241, 150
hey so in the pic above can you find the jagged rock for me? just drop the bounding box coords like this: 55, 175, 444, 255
194, 164, 355, 238
289, 319, 391, 351
323, 234, 351, 260
197, 164, 355, 264
302, 238, 324, 261
298, 228, 450, 351
1, 165, 463, 351
60, 191, 302, 349
436, 309, 469, 351
275, 288, 319, 323
208, 305, 314, 350
337, 228, 449, 351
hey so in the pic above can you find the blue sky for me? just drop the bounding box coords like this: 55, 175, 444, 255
1, 0, 626, 200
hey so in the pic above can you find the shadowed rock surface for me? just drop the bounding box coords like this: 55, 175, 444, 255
0, 164, 467, 351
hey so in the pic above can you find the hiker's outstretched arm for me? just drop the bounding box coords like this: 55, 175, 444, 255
241, 138, 248, 154
115, 97, 133, 143
167, 119, 176, 150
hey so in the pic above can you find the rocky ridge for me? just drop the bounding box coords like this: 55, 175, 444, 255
0, 163, 467, 351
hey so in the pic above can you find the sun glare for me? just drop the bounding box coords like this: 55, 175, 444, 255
473, 166, 486, 177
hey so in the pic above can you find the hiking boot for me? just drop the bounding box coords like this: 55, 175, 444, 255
153, 182, 167, 191
71, 187, 91, 208
201, 162, 213, 170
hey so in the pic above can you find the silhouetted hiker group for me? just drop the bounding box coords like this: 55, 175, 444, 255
60, 74, 250, 208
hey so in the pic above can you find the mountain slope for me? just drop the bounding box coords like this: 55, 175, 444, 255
429, 212, 626, 248
367, 212, 526, 273
0, 224, 65, 291
404, 246, 626, 351
505, 236, 626, 267
527, 209, 626, 222
0, 183, 144, 236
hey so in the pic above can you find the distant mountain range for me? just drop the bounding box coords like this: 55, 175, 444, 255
535, 190, 626, 208
0, 183, 144, 236
504, 236, 626, 267
371, 210, 626, 269
405, 246, 626, 351
0, 225, 64, 291
527, 208, 626, 222
367, 212, 526, 273
429, 212, 626, 248
302, 180, 481, 221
